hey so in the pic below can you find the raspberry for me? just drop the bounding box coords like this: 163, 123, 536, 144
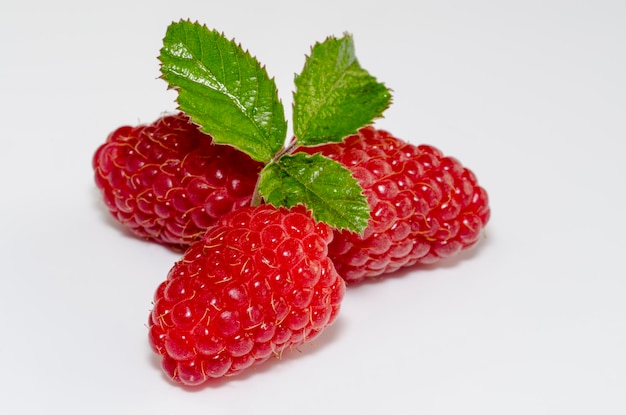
93, 113, 262, 248
148, 204, 344, 386
299, 126, 490, 282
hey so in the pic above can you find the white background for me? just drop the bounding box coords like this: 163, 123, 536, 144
1, 0, 625, 414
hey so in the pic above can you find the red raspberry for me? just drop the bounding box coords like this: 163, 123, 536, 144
299, 126, 490, 282
93, 113, 262, 248
148, 204, 344, 386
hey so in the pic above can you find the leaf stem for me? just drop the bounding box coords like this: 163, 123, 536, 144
250, 178, 264, 207
250, 137, 299, 207
272, 138, 299, 162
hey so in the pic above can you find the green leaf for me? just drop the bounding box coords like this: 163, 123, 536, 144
159, 20, 287, 163
258, 153, 370, 233
292, 33, 392, 146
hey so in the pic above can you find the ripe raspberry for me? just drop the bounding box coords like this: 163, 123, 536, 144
93, 113, 262, 248
299, 126, 490, 282
148, 204, 344, 386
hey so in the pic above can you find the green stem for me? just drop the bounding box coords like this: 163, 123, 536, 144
250, 177, 263, 207
279, 138, 299, 158
250, 137, 300, 206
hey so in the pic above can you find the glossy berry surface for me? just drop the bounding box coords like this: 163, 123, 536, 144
148, 204, 345, 386
93, 113, 262, 248
299, 126, 490, 282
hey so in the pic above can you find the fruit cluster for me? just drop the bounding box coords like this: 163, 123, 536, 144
93, 20, 490, 387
